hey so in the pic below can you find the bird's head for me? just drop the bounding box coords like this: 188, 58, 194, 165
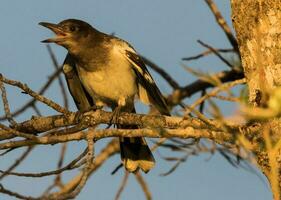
39, 19, 94, 51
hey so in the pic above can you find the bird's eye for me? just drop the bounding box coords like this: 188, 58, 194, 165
69, 26, 76, 32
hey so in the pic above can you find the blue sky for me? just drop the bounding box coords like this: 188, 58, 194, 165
0, 1, 272, 200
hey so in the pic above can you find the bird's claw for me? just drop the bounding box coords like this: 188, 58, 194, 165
107, 107, 122, 128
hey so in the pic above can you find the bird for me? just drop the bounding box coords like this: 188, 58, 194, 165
39, 19, 170, 173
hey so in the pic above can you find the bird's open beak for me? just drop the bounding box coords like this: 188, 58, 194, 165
39, 22, 68, 43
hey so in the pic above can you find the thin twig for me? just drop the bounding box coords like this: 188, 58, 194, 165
0, 148, 88, 177
57, 144, 67, 170
1, 75, 68, 114
189, 78, 245, 111
199, 90, 206, 113
135, 172, 152, 200
182, 48, 234, 61
50, 135, 95, 200
204, 0, 239, 52
0, 146, 33, 180
184, 104, 216, 128
0, 184, 39, 200
114, 171, 130, 200
0, 75, 17, 125
167, 69, 244, 106
151, 138, 167, 151
46, 45, 69, 109
0, 67, 63, 121
197, 40, 234, 68
141, 56, 180, 89
46, 139, 119, 199
213, 95, 239, 102
31, 104, 42, 116
53, 143, 68, 189
160, 154, 188, 176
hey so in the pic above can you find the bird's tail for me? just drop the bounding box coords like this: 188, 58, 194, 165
119, 136, 155, 173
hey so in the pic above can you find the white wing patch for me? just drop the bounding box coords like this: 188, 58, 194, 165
124, 51, 154, 84
112, 39, 167, 110
143, 73, 153, 84
112, 41, 144, 75
113, 40, 155, 85
127, 55, 144, 75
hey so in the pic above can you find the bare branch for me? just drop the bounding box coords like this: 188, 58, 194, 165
0, 184, 39, 200
0, 67, 63, 121
1, 75, 68, 114
168, 69, 244, 106
189, 78, 245, 111
0, 123, 38, 140
135, 172, 152, 200
114, 171, 129, 200
182, 48, 235, 61
205, 0, 239, 52
46, 45, 69, 109
50, 139, 119, 197
0, 146, 33, 180
0, 75, 17, 125
13, 110, 208, 135
0, 148, 87, 178
141, 56, 180, 89
197, 40, 234, 68
0, 127, 233, 150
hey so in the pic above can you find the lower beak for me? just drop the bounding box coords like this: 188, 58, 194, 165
39, 22, 67, 43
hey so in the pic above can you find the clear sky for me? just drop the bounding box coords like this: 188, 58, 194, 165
0, 0, 272, 200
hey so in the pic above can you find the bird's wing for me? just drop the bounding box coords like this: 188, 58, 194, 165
62, 53, 94, 111
124, 49, 170, 115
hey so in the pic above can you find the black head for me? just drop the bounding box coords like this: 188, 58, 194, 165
39, 19, 96, 50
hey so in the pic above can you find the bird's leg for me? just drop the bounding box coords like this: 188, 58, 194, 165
106, 106, 122, 129
110, 106, 122, 127
109, 97, 128, 128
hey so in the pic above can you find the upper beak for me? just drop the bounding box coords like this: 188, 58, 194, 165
39, 22, 68, 43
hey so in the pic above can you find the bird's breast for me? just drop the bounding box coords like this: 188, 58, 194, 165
76, 55, 137, 107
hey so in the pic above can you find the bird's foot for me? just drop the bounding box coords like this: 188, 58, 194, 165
107, 106, 122, 128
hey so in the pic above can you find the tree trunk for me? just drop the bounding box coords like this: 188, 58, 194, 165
231, 1, 281, 199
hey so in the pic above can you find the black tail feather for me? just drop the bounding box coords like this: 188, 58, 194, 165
119, 137, 155, 173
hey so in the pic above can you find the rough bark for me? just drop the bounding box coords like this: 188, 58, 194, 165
231, 1, 281, 199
